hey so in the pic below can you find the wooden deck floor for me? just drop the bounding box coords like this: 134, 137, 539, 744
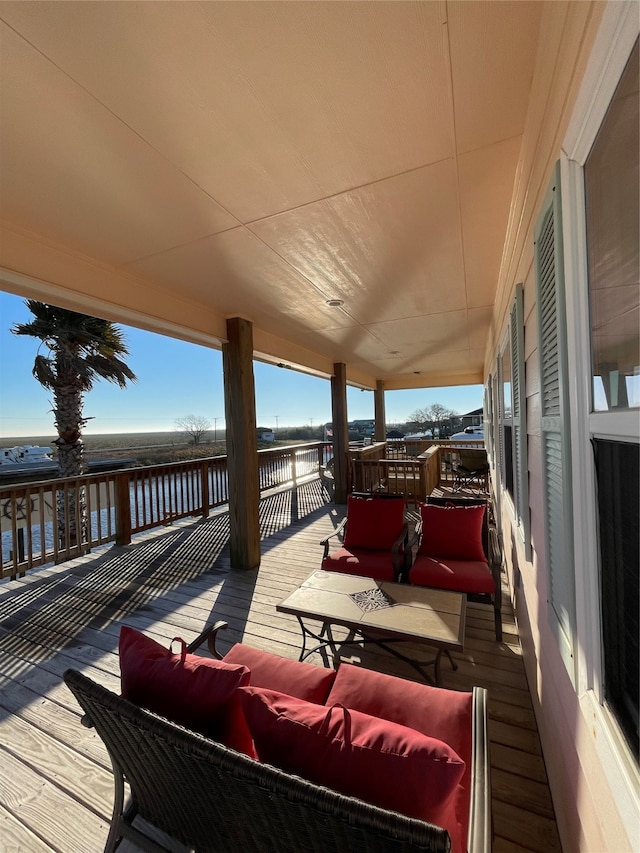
0, 479, 561, 853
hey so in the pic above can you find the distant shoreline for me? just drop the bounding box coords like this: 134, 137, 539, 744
0, 431, 222, 453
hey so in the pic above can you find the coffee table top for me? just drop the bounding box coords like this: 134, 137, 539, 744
277, 570, 465, 651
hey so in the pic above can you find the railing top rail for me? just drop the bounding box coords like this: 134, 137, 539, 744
257, 441, 325, 454
0, 467, 126, 494
0, 443, 324, 495
2, 442, 326, 575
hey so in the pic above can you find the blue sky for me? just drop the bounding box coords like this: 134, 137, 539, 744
0, 290, 482, 437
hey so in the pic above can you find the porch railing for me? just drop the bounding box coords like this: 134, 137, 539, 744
0, 442, 325, 579
348, 440, 486, 504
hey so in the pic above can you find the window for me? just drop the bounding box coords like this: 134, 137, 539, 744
510, 284, 531, 559
562, 7, 639, 831
585, 39, 639, 756
585, 40, 639, 413
500, 341, 514, 497
484, 377, 494, 466
496, 286, 530, 554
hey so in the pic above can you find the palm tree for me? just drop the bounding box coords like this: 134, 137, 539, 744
12, 300, 136, 546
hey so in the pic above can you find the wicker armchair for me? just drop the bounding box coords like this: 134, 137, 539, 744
64, 668, 490, 853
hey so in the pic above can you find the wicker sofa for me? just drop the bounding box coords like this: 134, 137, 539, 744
64, 622, 490, 853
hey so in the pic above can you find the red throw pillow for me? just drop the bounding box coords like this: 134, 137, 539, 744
418, 503, 486, 561
223, 643, 336, 703
238, 686, 465, 828
326, 664, 473, 853
118, 626, 253, 755
343, 495, 405, 551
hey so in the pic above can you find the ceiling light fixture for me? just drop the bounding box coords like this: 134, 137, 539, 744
326, 298, 344, 308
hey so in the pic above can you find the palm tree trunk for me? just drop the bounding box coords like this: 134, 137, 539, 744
53, 384, 87, 551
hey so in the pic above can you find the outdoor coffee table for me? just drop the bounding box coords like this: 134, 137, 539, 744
276, 570, 466, 686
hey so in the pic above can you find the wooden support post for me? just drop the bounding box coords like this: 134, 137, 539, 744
201, 462, 210, 519
223, 317, 260, 570
331, 363, 349, 504
115, 471, 132, 546
374, 380, 386, 443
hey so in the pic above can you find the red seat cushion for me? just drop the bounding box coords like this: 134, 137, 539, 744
326, 664, 473, 853
321, 547, 398, 581
223, 643, 336, 703
343, 494, 405, 551
409, 555, 495, 594
119, 626, 254, 755
409, 554, 496, 595
418, 503, 486, 561
238, 686, 465, 830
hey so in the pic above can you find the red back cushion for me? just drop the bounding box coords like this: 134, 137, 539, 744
119, 626, 253, 755
326, 664, 473, 853
223, 643, 336, 703
343, 494, 405, 551
418, 503, 486, 561
238, 686, 465, 828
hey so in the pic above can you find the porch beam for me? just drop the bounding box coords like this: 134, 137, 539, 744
222, 317, 260, 569
331, 363, 349, 504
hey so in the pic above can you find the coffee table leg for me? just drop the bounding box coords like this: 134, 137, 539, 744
433, 650, 458, 686
294, 619, 456, 684
434, 650, 444, 686
356, 635, 457, 687
296, 617, 338, 665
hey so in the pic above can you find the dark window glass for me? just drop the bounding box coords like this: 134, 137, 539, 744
503, 424, 513, 497
594, 439, 639, 757
501, 345, 514, 497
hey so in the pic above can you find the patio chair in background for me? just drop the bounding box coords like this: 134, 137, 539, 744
320, 493, 409, 582
406, 496, 502, 641
452, 448, 489, 493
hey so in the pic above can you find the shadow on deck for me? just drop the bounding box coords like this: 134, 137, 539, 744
0, 479, 560, 852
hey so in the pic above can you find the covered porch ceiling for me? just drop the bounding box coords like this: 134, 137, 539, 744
0, 1, 542, 390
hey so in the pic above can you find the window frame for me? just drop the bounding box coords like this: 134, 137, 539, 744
561, 0, 639, 833
496, 329, 514, 502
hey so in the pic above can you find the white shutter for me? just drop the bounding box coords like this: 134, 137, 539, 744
496, 355, 506, 483
534, 161, 576, 681
484, 378, 494, 466
510, 284, 531, 559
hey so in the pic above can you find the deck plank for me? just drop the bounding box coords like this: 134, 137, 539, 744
0, 480, 560, 853
0, 806, 55, 853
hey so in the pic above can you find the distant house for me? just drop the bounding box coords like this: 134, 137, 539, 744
460, 408, 483, 429
256, 427, 275, 442
348, 419, 375, 435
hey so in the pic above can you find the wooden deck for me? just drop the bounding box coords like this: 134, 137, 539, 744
0, 479, 561, 852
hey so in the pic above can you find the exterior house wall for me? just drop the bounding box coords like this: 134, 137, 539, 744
487, 3, 639, 852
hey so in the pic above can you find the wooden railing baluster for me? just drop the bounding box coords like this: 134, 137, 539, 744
0, 441, 325, 576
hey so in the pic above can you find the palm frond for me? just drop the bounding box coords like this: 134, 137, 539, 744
32, 355, 57, 390
85, 354, 137, 387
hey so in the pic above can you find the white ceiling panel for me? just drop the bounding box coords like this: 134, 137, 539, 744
0, 1, 544, 388
448, 1, 543, 155
0, 23, 238, 263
